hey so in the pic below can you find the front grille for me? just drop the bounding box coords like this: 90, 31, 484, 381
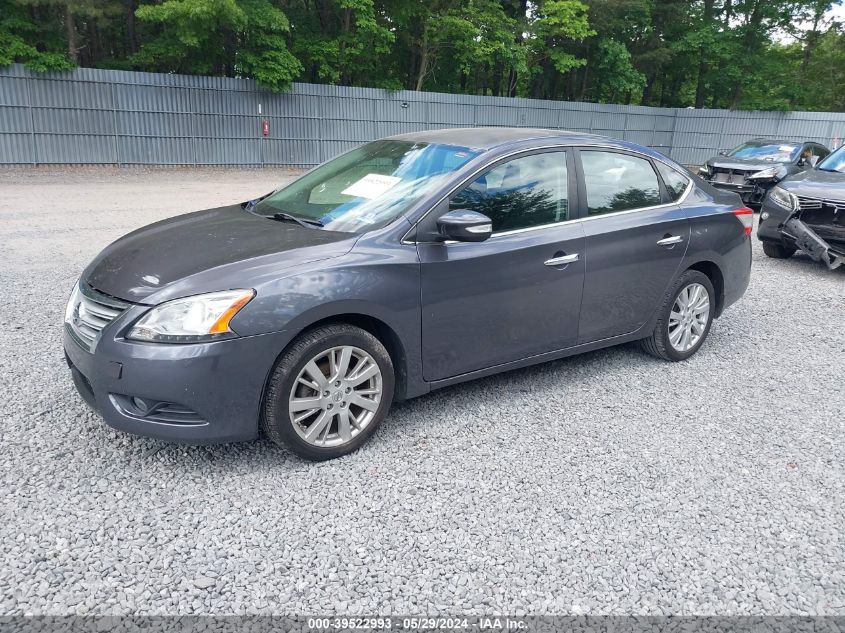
795, 195, 845, 251
68, 284, 131, 351
711, 169, 750, 185
797, 195, 845, 213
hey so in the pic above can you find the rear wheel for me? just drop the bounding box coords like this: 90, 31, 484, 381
641, 270, 715, 362
762, 241, 796, 259
261, 324, 394, 461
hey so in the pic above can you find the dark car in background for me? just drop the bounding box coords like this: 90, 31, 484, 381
758, 143, 845, 270
64, 128, 752, 460
699, 139, 829, 209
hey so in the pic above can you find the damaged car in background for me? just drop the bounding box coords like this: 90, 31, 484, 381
758, 143, 845, 270
699, 139, 829, 209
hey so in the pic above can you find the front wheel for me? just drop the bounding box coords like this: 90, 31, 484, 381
640, 270, 716, 362
762, 241, 796, 259
261, 324, 394, 461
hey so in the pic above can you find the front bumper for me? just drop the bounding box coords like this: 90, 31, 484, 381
64, 324, 294, 444
706, 178, 773, 207
758, 198, 845, 270
780, 218, 844, 269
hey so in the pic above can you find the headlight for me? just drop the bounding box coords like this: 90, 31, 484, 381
767, 186, 797, 211
698, 164, 711, 176
748, 166, 784, 180
65, 282, 80, 323
127, 289, 255, 343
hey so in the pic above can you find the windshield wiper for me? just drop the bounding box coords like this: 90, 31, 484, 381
269, 212, 324, 229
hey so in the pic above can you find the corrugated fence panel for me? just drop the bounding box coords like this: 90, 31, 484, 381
0, 133, 34, 163
2, 63, 845, 166
0, 106, 31, 133
0, 76, 31, 106
119, 136, 193, 164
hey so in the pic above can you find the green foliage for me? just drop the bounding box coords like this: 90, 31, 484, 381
535, 0, 593, 73
594, 38, 646, 102
132, 0, 301, 89
0, 0, 843, 110
0, 0, 74, 70
288, 0, 393, 86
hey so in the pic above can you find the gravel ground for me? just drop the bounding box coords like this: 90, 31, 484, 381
0, 167, 843, 616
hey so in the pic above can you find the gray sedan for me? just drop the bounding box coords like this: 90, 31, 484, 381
64, 128, 752, 460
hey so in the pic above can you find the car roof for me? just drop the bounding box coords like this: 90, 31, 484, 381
385, 126, 679, 165
748, 138, 807, 145
387, 126, 606, 151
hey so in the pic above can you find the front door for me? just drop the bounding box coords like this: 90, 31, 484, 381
575, 149, 690, 343
417, 150, 586, 381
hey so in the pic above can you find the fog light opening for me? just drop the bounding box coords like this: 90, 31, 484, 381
131, 396, 150, 414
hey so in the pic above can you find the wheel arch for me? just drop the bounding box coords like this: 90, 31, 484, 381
263, 311, 411, 403
685, 260, 725, 317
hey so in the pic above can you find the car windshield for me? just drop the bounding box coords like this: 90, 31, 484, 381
727, 141, 801, 163
816, 144, 845, 173
253, 140, 481, 233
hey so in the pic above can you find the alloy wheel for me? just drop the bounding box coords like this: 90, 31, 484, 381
288, 345, 383, 447
668, 282, 710, 353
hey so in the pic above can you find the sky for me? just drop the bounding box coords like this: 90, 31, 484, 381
820, 2, 845, 28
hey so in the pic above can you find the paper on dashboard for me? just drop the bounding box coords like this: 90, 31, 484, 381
341, 174, 402, 199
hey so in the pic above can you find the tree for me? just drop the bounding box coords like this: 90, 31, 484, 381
285, 0, 394, 87
133, 0, 301, 90
0, 0, 843, 110
523, 0, 593, 99
0, 0, 74, 70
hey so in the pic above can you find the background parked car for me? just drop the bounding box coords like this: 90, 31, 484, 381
758, 143, 845, 270
699, 139, 829, 209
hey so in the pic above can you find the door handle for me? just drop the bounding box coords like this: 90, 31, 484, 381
657, 235, 684, 246
544, 253, 579, 266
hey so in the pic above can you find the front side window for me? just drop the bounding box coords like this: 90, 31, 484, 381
254, 140, 481, 233
655, 161, 690, 201
449, 152, 569, 233
811, 144, 829, 159
581, 151, 661, 215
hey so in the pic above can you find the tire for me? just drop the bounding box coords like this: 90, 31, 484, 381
261, 324, 395, 461
640, 270, 716, 362
762, 241, 796, 259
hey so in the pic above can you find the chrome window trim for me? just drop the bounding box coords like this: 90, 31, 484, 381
402, 142, 693, 245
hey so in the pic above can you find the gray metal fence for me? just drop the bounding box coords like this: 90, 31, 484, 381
2, 63, 844, 167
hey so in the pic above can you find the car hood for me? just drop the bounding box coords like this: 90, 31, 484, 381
82, 204, 356, 304
778, 168, 845, 201
706, 157, 787, 172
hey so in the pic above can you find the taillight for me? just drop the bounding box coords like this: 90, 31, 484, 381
733, 207, 754, 236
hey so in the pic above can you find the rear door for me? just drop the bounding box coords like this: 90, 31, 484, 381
417, 149, 585, 381
575, 149, 691, 344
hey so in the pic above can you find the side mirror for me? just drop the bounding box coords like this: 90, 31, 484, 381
436, 210, 492, 243
718, 151, 728, 156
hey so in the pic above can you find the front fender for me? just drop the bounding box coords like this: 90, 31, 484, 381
229, 243, 426, 398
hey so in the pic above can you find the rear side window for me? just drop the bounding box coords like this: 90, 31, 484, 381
449, 151, 569, 232
580, 151, 661, 215
655, 161, 690, 201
